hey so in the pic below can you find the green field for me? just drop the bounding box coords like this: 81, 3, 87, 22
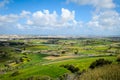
0, 56, 116, 80
0, 38, 120, 80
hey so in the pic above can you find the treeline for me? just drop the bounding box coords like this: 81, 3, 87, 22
0, 41, 24, 46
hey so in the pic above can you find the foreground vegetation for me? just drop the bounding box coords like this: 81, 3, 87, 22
0, 37, 120, 80
80, 64, 120, 80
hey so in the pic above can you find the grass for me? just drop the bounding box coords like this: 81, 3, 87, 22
0, 65, 69, 80
80, 64, 120, 80
25, 44, 60, 50
49, 56, 116, 70
0, 56, 116, 80
26, 45, 50, 51
0, 38, 119, 80
20, 54, 48, 67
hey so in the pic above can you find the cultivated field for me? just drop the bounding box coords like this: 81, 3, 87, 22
0, 37, 120, 80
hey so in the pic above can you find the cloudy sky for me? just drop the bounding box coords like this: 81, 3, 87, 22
0, 0, 120, 36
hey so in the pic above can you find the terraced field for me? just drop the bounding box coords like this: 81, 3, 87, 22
0, 38, 120, 80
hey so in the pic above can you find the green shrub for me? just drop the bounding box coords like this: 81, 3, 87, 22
80, 64, 120, 80
89, 58, 112, 69
60, 64, 79, 73
19, 57, 24, 62
11, 71, 20, 76
58, 73, 69, 80
116, 55, 120, 62
61, 50, 66, 54
74, 49, 78, 55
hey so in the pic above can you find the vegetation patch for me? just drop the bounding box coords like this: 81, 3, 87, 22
80, 64, 120, 80
89, 58, 112, 69
60, 64, 79, 73
0, 38, 120, 80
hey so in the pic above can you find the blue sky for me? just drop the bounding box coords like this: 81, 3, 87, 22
0, 0, 120, 36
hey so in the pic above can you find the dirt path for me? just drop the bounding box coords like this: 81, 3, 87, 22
44, 55, 79, 60
41, 55, 82, 65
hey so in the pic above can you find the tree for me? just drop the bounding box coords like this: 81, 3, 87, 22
89, 58, 112, 69
0, 51, 12, 59
74, 49, 78, 55
60, 64, 79, 73
11, 71, 20, 76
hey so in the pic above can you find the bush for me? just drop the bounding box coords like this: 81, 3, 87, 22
89, 58, 112, 69
15, 59, 21, 64
74, 49, 78, 55
61, 50, 66, 54
80, 64, 120, 80
60, 64, 79, 73
58, 73, 69, 80
116, 55, 120, 62
11, 71, 20, 76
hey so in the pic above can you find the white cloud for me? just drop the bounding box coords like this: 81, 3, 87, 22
0, 10, 31, 30
87, 10, 120, 30
0, 8, 80, 31
0, 10, 31, 24
26, 20, 33, 25
16, 23, 24, 29
0, 6, 120, 35
26, 8, 77, 28
67, 0, 120, 34
0, 0, 10, 8
61, 8, 75, 21
0, 14, 19, 23
20, 10, 31, 18
67, 0, 115, 10
31, 10, 57, 27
